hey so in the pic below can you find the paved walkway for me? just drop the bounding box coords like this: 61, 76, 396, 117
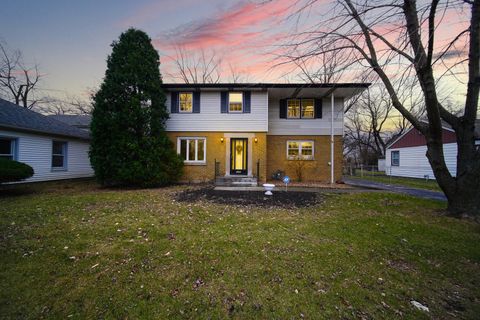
343, 178, 446, 201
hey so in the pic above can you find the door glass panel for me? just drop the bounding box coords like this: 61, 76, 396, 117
231, 139, 247, 173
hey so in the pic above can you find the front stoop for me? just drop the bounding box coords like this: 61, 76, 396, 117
215, 176, 258, 187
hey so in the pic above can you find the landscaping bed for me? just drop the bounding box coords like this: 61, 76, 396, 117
176, 187, 323, 208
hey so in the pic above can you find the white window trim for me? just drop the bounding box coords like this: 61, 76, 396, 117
0, 137, 17, 160
228, 92, 243, 113
179, 92, 193, 113
51, 141, 68, 171
286, 140, 315, 160
286, 98, 315, 119
177, 137, 207, 165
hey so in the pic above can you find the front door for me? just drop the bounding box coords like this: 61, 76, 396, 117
230, 138, 248, 175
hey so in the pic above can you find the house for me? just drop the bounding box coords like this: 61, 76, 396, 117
0, 99, 94, 182
385, 121, 480, 180
48, 114, 92, 131
162, 83, 369, 185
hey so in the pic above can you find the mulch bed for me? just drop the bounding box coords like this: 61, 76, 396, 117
176, 187, 323, 208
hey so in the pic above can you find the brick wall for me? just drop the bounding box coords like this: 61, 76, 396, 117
166, 132, 267, 183
266, 135, 343, 183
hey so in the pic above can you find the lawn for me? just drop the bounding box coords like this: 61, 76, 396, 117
1, 180, 479, 319
348, 172, 441, 191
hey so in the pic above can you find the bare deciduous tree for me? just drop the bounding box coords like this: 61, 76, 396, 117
37, 94, 92, 115
166, 46, 222, 83
0, 41, 42, 109
282, 0, 479, 216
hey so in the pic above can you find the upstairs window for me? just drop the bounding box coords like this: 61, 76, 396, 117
287, 140, 314, 160
229, 92, 243, 112
178, 137, 206, 164
287, 98, 315, 119
179, 92, 193, 113
301, 99, 315, 118
52, 141, 67, 170
287, 99, 300, 118
0, 138, 16, 160
391, 150, 400, 166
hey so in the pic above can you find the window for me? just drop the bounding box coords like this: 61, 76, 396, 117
287, 140, 314, 160
0, 138, 16, 160
52, 141, 67, 170
179, 92, 193, 113
391, 150, 400, 166
301, 99, 314, 118
287, 98, 315, 119
287, 99, 300, 118
229, 92, 243, 112
178, 137, 206, 163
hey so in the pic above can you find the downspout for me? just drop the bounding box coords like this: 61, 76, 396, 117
330, 92, 335, 184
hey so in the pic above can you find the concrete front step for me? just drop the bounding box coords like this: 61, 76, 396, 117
215, 176, 258, 187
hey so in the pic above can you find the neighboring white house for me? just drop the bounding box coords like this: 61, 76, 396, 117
0, 99, 94, 182
385, 121, 480, 180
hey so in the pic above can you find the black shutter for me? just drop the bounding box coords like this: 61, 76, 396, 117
221, 91, 228, 113
193, 91, 200, 113
170, 92, 179, 113
279, 99, 287, 118
314, 98, 323, 118
243, 91, 251, 113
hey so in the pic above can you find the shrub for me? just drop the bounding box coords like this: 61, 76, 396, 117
89, 28, 183, 187
0, 158, 34, 183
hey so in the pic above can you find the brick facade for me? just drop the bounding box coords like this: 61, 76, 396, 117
266, 135, 343, 183
167, 133, 342, 183
166, 132, 267, 183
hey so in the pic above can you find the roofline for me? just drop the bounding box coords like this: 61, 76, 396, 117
385, 123, 459, 150
161, 82, 371, 89
0, 124, 90, 141
385, 126, 415, 150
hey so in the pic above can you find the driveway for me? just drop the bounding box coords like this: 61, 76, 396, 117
343, 178, 447, 201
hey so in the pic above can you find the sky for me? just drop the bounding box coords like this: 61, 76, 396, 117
0, 0, 299, 100
0, 0, 471, 105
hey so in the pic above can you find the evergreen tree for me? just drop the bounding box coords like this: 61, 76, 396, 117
90, 28, 183, 187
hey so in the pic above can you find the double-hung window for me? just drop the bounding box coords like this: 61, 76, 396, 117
0, 138, 16, 160
391, 150, 400, 166
52, 141, 67, 170
287, 140, 314, 160
229, 92, 243, 112
179, 92, 193, 113
287, 98, 315, 119
178, 137, 206, 164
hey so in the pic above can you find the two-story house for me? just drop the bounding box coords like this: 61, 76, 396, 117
163, 83, 369, 185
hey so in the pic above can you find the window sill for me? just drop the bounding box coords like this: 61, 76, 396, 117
184, 162, 207, 166
51, 168, 68, 172
287, 158, 315, 161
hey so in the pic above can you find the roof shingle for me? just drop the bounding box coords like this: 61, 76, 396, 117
0, 99, 90, 140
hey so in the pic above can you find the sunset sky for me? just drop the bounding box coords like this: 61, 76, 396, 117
0, 0, 471, 104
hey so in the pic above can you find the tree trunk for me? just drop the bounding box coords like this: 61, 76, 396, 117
445, 173, 480, 217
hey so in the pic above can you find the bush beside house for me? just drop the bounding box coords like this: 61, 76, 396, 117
0, 159, 34, 183
89, 28, 183, 187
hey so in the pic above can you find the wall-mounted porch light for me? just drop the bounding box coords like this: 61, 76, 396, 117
220, 137, 224, 143
254, 138, 258, 143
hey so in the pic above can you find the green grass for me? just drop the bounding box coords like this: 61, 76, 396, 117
1, 180, 479, 319
349, 172, 442, 191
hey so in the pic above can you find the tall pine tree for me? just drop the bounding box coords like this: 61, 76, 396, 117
90, 28, 183, 187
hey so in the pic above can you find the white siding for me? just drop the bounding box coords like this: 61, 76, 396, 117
0, 130, 93, 182
165, 91, 268, 132
385, 143, 457, 179
268, 97, 344, 135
